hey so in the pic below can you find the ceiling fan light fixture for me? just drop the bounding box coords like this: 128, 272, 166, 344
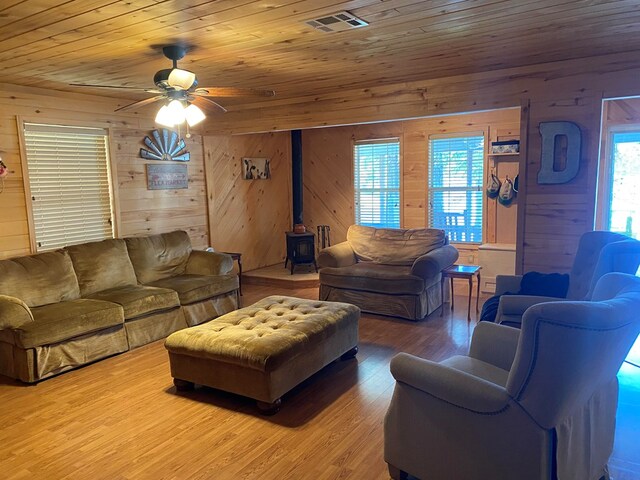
167, 99, 186, 124
185, 104, 206, 126
168, 68, 196, 90
155, 104, 175, 127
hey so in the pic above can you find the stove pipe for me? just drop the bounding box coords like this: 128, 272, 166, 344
291, 129, 303, 226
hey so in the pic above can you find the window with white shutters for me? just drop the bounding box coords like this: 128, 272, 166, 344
428, 134, 484, 243
23, 123, 114, 251
354, 139, 401, 228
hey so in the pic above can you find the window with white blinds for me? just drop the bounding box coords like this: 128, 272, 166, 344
354, 139, 401, 228
23, 123, 114, 251
428, 134, 484, 243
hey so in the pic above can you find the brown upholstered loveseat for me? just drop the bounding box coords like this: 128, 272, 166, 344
0, 230, 238, 383
318, 225, 459, 320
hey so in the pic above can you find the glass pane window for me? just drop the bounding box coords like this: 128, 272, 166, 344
607, 132, 640, 239
354, 140, 400, 228
24, 123, 114, 251
428, 135, 484, 243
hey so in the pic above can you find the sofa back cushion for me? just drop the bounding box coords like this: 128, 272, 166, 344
0, 250, 80, 307
66, 239, 138, 296
347, 225, 446, 265
125, 230, 192, 284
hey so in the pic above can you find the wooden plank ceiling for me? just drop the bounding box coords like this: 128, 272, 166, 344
3, 0, 640, 114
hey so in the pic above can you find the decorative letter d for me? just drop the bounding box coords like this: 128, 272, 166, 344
537, 121, 581, 184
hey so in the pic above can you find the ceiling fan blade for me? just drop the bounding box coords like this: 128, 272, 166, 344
70, 83, 163, 94
115, 95, 166, 112
191, 96, 228, 113
193, 87, 275, 98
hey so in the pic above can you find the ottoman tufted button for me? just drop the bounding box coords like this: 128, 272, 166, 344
277, 312, 284, 316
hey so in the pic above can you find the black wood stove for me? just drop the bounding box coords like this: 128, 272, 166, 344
285, 232, 317, 274
284, 130, 318, 274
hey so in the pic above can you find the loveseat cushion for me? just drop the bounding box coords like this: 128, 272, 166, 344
319, 263, 425, 295
87, 285, 180, 320
17, 299, 124, 348
66, 239, 138, 296
0, 250, 80, 308
347, 225, 446, 265
125, 230, 192, 284
148, 274, 238, 305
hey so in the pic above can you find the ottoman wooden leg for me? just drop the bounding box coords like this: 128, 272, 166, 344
173, 378, 195, 392
341, 346, 358, 360
256, 398, 282, 415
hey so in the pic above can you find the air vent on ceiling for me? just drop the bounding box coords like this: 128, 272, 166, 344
305, 11, 368, 33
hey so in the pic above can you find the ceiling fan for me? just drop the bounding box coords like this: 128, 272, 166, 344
71, 45, 275, 127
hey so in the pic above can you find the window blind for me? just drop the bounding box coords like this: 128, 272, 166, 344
354, 139, 400, 228
24, 123, 114, 251
428, 135, 484, 243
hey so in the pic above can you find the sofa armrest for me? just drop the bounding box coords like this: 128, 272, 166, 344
411, 244, 459, 279
0, 295, 34, 330
185, 251, 234, 276
495, 275, 523, 295
469, 322, 520, 371
496, 295, 565, 327
317, 241, 357, 268
390, 353, 510, 413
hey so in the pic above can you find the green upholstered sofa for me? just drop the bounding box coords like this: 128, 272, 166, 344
318, 225, 459, 320
0, 230, 239, 383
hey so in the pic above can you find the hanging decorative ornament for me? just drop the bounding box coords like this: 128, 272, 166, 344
486, 170, 501, 199
498, 175, 515, 206
139, 128, 190, 162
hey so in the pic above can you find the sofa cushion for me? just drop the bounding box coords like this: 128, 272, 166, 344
347, 225, 446, 265
66, 239, 138, 296
125, 230, 192, 284
148, 274, 238, 305
18, 299, 124, 348
319, 263, 425, 295
87, 285, 180, 320
0, 250, 80, 308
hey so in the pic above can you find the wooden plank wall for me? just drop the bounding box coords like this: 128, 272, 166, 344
208, 51, 640, 274
303, 108, 520, 263
0, 83, 209, 259
202, 133, 291, 271
111, 129, 209, 247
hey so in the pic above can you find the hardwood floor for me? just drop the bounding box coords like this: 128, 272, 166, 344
0, 284, 638, 479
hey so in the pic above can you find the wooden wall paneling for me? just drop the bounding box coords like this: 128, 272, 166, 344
203, 132, 292, 271
519, 92, 603, 273
303, 108, 520, 250
0, 83, 210, 258
112, 128, 209, 249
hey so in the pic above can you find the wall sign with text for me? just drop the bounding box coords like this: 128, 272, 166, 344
146, 164, 189, 190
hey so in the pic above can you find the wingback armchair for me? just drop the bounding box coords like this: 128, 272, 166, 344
384, 272, 640, 480
495, 230, 640, 327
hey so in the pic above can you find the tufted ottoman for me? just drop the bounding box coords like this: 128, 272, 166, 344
164, 295, 360, 414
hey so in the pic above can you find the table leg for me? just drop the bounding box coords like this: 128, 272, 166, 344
238, 255, 243, 296
440, 275, 445, 317
450, 276, 455, 311
476, 272, 480, 313
467, 277, 472, 321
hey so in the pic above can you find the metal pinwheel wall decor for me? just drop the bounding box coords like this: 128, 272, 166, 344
139, 129, 190, 162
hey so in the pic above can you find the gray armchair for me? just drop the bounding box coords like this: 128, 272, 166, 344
496, 230, 640, 327
384, 272, 640, 480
